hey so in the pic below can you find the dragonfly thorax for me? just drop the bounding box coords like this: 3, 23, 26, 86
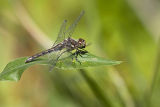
65, 37, 86, 50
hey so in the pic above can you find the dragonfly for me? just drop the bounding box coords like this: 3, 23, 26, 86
25, 11, 87, 67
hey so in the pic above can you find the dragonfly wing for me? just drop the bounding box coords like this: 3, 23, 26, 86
52, 20, 67, 47
65, 10, 85, 38
48, 49, 70, 72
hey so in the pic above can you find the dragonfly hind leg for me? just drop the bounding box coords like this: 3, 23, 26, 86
75, 53, 82, 65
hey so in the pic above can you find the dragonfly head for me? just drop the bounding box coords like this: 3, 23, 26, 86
78, 38, 86, 49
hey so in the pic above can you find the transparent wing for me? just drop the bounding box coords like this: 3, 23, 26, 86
65, 10, 85, 38
48, 49, 71, 72
47, 50, 63, 71
52, 20, 67, 47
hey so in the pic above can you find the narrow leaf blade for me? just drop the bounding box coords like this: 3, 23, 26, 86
0, 53, 122, 81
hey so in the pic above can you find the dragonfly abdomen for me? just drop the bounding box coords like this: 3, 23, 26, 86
25, 48, 55, 63
25, 43, 64, 63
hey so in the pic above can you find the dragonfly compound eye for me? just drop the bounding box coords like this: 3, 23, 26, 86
78, 38, 86, 48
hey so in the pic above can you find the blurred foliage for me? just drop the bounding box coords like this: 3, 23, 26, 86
0, 0, 160, 107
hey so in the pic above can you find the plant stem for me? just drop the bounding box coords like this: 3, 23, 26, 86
147, 38, 160, 106
79, 69, 111, 107
13, 1, 52, 49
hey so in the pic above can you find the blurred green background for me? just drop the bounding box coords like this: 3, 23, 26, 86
0, 0, 160, 107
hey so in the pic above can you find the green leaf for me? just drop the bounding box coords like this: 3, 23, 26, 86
0, 57, 47, 81
55, 53, 122, 69
0, 53, 122, 81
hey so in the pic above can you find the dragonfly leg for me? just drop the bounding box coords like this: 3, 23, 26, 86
75, 51, 81, 64
75, 56, 81, 65
76, 49, 88, 57
72, 49, 82, 65
79, 53, 83, 57
73, 49, 88, 65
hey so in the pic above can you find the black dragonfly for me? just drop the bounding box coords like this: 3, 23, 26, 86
25, 11, 87, 67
